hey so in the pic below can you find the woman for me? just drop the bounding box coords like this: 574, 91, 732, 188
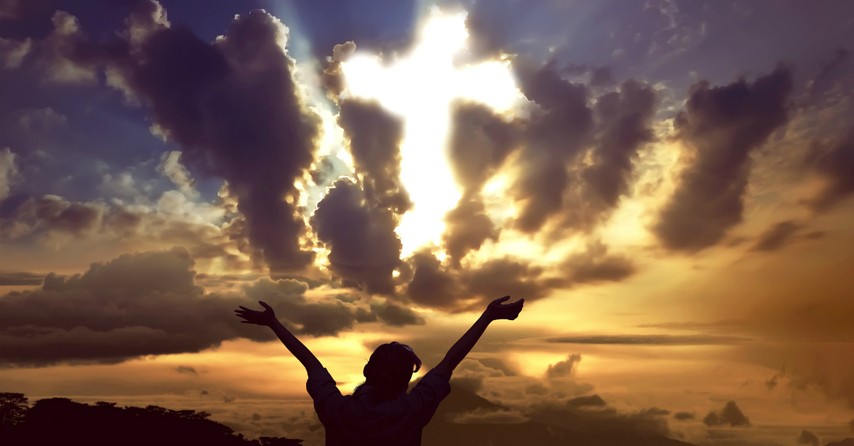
235, 295, 524, 446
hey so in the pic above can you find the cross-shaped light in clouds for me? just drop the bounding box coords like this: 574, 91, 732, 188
340, 8, 524, 257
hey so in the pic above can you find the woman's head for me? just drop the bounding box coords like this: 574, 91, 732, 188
362, 342, 421, 399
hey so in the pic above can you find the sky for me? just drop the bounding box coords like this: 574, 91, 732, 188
1, 0, 854, 445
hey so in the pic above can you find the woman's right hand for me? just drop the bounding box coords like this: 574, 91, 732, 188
484, 296, 524, 321
235, 301, 278, 326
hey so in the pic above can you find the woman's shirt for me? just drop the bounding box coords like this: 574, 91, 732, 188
306, 368, 451, 446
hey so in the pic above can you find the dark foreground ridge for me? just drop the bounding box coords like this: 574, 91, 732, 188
0, 392, 301, 446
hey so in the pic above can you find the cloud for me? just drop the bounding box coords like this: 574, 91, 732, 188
0, 148, 17, 200
558, 79, 656, 232
546, 353, 582, 379
548, 334, 747, 345
565, 394, 607, 408
405, 250, 462, 309
798, 429, 821, 446
157, 151, 196, 197
512, 60, 593, 233
0, 194, 239, 266
673, 411, 695, 421
460, 258, 552, 306
447, 102, 519, 193
809, 48, 850, 97
370, 301, 424, 327
750, 220, 803, 252
405, 240, 632, 311
583, 79, 656, 209
0, 194, 105, 242
0, 0, 52, 21
524, 396, 672, 440
320, 40, 356, 100
562, 241, 635, 284
0, 37, 31, 69
655, 65, 793, 251
442, 194, 498, 265
804, 124, 854, 212
37, 10, 104, 85
0, 248, 246, 365
175, 366, 198, 375
106, 4, 321, 272
0, 271, 44, 286
441, 101, 519, 264
337, 99, 410, 214
310, 178, 401, 295
702, 401, 750, 427
0, 248, 418, 366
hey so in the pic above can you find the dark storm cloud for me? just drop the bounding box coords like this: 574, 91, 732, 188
405, 252, 549, 311
442, 194, 497, 265
406, 250, 462, 309
566, 394, 607, 408
0, 194, 245, 268
0, 248, 248, 365
548, 334, 746, 345
447, 102, 519, 193
589, 66, 614, 87
371, 301, 424, 327
310, 178, 401, 295
243, 277, 364, 336
442, 101, 517, 263
804, 125, 854, 212
563, 79, 655, 229
0, 248, 418, 366
337, 99, 410, 214
750, 220, 804, 252
655, 65, 793, 251
464, 63, 655, 237
0, 194, 105, 241
673, 411, 695, 421
702, 401, 750, 427
512, 60, 593, 233
405, 241, 633, 311
0, 271, 44, 286
175, 365, 197, 375
563, 241, 634, 284
461, 258, 551, 304
103, 3, 320, 272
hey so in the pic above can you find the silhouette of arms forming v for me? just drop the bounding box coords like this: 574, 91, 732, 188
432, 296, 524, 379
234, 301, 324, 377
234, 296, 524, 380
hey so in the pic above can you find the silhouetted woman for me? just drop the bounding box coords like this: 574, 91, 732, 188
235, 295, 524, 446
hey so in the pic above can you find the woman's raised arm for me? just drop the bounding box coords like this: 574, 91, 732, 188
432, 296, 524, 379
235, 301, 324, 377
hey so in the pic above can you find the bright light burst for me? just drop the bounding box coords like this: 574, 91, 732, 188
340, 8, 523, 257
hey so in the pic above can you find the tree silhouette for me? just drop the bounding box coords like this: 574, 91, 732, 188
0, 393, 302, 446
0, 393, 28, 429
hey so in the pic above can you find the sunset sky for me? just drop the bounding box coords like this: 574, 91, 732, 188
1, 1, 854, 445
